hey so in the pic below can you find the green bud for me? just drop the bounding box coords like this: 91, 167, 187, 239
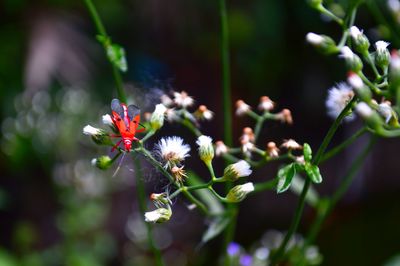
306, 33, 338, 54
307, 0, 323, 9
349, 26, 370, 54
226, 182, 254, 203
303, 143, 312, 162
91, 155, 113, 170
150, 104, 167, 131
340, 46, 363, 72
83, 125, 112, 145
222, 160, 252, 182
196, 135, 214, 164
375, 41, 390, 69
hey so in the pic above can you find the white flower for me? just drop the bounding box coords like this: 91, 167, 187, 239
160, 94, 174, 107
258, 96, 275, 111
150, 104, 167, 130
235, 100, 251, 116
241, 142, 255, 157
196, 135, 214, 163
155, 136, 191, 168
215, 141, 229, 156
144, 208, 172, 223
226, 182, 254, 203
306, 32, 324, 45
83, 125, 102, 136
281, 139, 302, 150
325, 82, 355, 121
388, 0, 400, 12
102, 114, 113, 126
375, 40, 390, 53
355, 102, 373, 118
347, 72, 364, 89
173, 91, 194, 108
349, 26, 363, 39
165, 108, 180, 122
223, 160, 252, 181
378, 101, 393, 123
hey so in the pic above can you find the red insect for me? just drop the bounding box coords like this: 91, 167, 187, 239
110, 98, 145, 152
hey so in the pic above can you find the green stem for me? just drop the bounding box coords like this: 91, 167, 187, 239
363, 52, 381, 81
83, 0, 127, 102
133, 157, 164, 266
254, 179, 277, 193
219, 0, 232, 147
321, 127, 367, 163
358, 71, 384, 96
271, 97, 357, 264
317, 5, 343, 25
303, 136, 376, 252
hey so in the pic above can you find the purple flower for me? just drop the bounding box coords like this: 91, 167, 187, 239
227, 242, 241, 257
240, 254, 253, 266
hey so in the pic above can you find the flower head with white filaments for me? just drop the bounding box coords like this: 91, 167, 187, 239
325, 82, 355, 121
173, 91, 194, 108
154, 136, 191, 168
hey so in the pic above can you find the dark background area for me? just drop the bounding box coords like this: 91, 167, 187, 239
1, 0, 400, 265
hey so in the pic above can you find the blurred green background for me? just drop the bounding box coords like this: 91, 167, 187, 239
1, 0, 400, 265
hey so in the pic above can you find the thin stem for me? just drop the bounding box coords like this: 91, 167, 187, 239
133, 157, 164, 266
219, 0, 232, 147
317, 5, 343, 25
303, 136, 376, 250
321, 127, 367, 163
358, 71, 384, 96
83, 0, 127, 102
253, 116, 264, 141
271, 97, 357, 264
253, 179, 277, 193
363, 52, 381, 80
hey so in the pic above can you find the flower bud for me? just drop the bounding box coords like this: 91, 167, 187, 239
375, 41, 390, 69
378, 101, 394, 123
222, 160, 252, 182
194, 105, 214, 120
150, 104, 167, 131
91, 155, 113, 170
215, 140, 229, 157
347, 72, 371, 102
355, 102, 383, 129
226, 182, 254, 203
258, 96, 275, 112
83, 125, 111, 145
349, 26, 370, 54
306, 33, 337, 54
144, 208, 172, 223
102, 114, 113, 126
150, 192, 170, 205
236, 100, 251, 116
339, 46, 363, 72
307, 0, 322, 9
196, 135, 214, 163
281, 139, 302, 150
266, 142, 279, 158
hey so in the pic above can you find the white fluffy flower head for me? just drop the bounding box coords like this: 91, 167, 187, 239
196, 135, 214, 163
349, 26, 363, 39
375, 40, 390, 53
155, 136, 191, 168
325, 82, 355, 121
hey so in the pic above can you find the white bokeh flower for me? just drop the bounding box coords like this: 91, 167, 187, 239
173, 91, 194, 108
83, 125, 103, 136
355, 102, 373, 118
325, 82, 355, 121
155, 136, 191, 168
102, 114, 113, 126
236, 100, 251, 116
281, 139, 302, 150
306, 32, 324, 45
215, 140, 229, 157
258, 96, 275, 112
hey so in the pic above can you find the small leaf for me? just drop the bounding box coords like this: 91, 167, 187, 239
303, 143, 312, 162
276, 163, 296, 193
106, 43, 128, 72
305, 163, 323, 184
201, 215, 231, 244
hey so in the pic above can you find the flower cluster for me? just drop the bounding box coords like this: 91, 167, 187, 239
308, 25, 400, 132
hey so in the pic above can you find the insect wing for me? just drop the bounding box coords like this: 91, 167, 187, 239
111, 98, 124, 118
127, 104, 140, 121
112, 111, 127, 133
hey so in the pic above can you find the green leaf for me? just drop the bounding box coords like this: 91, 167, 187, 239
303, 143, 312, 162
276, 163, 296, 193
201, 215, 231, 244
106, 43, 128, 72
305, 163, 323, 184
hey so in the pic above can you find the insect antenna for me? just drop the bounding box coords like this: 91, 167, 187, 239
112, 151, 127, 178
